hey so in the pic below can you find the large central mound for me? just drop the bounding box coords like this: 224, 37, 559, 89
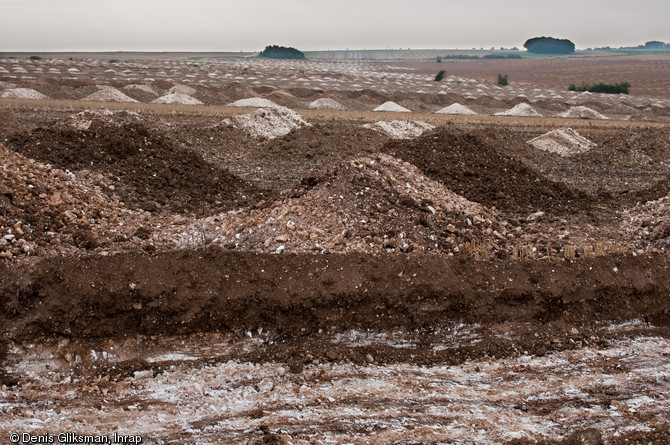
384, 125, 589, 216
170, 154, 511, 255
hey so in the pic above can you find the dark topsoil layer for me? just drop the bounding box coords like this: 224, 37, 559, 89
2, 249, 669, 343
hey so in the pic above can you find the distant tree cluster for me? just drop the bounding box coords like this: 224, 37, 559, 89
524, 37, 575, 54
258, 45, 305, 59
568, 82, 630, 94
640, 41, 669, 49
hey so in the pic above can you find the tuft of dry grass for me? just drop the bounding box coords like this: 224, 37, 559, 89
512, 244, 535, 260
463, 239, 491, 260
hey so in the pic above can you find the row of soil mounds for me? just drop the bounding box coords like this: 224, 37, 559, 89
186, 120, 670, 220
4, 114, 270, 216
2, 249, 670, 341
4, 110, 670, 225
164, 118, 670, 221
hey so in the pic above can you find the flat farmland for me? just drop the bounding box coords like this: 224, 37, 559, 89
403, 53, 670, 99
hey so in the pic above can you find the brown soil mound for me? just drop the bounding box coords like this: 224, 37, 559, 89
0, 143, 140, 259
29, 77, 98, 100
259, 122, 387, 164
220, 82, 257, 101
6, 114, 267, 216
502, 126, 670, 204
574, 127, 670, 201
623, 191, 670, 249
264, 90, 305, 109
592, 126, 670, 165
120, 84, 159, 103
384, 125, 590, 217
169, 154, 511, 255
202, 122, 388, 190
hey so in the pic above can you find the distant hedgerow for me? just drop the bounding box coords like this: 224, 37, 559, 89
568, 82, 630, 94
29, 56, 41, 60
439, 54, 480, 60
437, 54, 522, 61
483, 54, 522, 59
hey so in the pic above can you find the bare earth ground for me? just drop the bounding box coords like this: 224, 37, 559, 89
1, 51, 670, 444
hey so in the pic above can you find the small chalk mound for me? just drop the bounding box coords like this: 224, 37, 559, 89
308, 98, 346, 110
495, 103, 543, 117
435, 103, 478, 115
226, 106, 310, 139
152, 93, 203, 105
1, 88, 48, 100
228, 97, 281, 108
527, 128, 597, 157
82, 87, 138, 103
363, 121, 434, 139
556, 106, 609, 120
373, 101, 411, 113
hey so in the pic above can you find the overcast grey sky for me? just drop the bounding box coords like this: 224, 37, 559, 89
1, 0, 668, 52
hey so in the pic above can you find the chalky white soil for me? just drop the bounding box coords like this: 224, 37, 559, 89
1, 322, 668, 444
528, 128, 597, 157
